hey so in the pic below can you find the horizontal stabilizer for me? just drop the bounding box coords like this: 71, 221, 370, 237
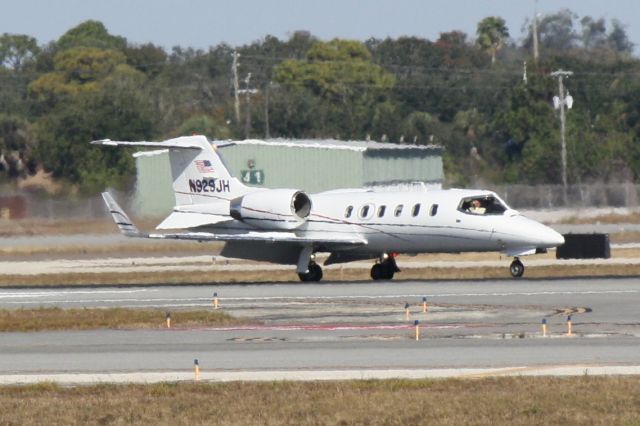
101, 192, 146, 238
92, 138, 203, 150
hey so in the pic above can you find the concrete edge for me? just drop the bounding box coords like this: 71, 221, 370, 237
2, 365, 640, 385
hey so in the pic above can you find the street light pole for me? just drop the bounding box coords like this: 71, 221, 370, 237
551, 69, 573, 206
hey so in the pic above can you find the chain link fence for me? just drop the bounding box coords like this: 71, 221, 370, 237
0, 190, 133, 220
493, 183, 640, 209
1, 183, 639, 220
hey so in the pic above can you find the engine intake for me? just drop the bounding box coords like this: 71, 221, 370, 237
230, 189, 311, 230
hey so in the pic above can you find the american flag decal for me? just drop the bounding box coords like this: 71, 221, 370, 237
194, 159, 214, 173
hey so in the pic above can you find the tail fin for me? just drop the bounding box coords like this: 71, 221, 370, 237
93, 135, 250, 205
101, 192, 146, 237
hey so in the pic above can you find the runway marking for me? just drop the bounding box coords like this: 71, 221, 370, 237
1, 289, 638, 307
0, 289, 152, 299
148, 323, 468, 332
4, 365, 640, 384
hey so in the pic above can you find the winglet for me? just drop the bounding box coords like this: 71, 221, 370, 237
101, 192, 147, 238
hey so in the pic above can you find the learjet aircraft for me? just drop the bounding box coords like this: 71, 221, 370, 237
94, 136, 564, 281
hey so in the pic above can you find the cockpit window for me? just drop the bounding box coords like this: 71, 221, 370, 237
458, 196, 507, 216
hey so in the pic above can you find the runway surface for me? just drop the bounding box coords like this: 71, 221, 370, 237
2, 278, 640, 383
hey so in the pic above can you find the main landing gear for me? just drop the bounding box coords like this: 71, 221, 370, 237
371, 254, 401, 280
510, 257, 525, 278
298, 261, 323, 282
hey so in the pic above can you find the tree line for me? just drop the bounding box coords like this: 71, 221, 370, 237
0, 10, 638, 194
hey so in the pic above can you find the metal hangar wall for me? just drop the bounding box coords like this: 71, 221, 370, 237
133, 138, 443, 217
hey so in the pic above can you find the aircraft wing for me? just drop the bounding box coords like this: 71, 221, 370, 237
147, 230, 367, 246
156, 211, 231, 229
102, 192, 367, 247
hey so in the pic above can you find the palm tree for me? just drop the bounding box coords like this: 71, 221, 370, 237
476, 17, 509, 64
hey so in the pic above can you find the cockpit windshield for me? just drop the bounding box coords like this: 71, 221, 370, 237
458, 195, 507, 216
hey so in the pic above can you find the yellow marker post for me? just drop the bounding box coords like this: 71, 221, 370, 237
213, 292, 219, 310
166, 312, 171, 329
194, 359, 200, 381
541, 318, 547, 337
404, 303, 411, 320
414, 320, 420, 341
567, 315, 572, 336
422, 297, 428, 313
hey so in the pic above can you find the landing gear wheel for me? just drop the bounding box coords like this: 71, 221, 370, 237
298, 262, 323, 282
371, 264, 383, 280
371, 256, 400, 280
510, 258, 525, 278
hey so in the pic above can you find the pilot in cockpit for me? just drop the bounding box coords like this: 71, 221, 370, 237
468, 199, 486, 215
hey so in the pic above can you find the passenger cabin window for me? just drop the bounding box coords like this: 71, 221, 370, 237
429, 204, 438, 216
377, 205, 386, 218
359, 204, 374, 219
412, 203, 421, 217
394, 204, 403, 217
345, 205, 353, 218
458, 196, 507, 216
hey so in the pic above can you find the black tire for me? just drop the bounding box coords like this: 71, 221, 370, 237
309, 263, 323, 281
371, 264, 384, 280
510, 259, 525, 278
371, 263, 395, 280
382, 264, 395, 280
298, 263, 323, 282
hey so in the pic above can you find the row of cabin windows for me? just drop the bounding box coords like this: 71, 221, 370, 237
344, 203, 438, 220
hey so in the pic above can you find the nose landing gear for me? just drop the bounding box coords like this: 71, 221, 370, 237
371, 253, 401, 280
510, 257, 525, 278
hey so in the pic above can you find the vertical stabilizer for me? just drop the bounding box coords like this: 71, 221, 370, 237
93, 136, 251, 206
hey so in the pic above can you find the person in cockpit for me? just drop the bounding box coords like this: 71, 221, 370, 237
468, 199, 486, 215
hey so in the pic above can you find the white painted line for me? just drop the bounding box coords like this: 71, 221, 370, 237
0, 289, 152, 299
2, 255, 640, 275
1, 289, 638, 308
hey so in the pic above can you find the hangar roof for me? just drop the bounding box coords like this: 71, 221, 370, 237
219, 138, 442, 153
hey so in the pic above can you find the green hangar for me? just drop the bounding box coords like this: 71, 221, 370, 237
133, 139, 443, 217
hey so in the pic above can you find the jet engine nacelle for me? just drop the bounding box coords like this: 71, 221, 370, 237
229, 189, 312, 230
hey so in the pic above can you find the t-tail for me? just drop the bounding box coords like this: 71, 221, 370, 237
92, 135, 251, 206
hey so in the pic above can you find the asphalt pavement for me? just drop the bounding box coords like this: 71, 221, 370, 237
1, 278, 640, 383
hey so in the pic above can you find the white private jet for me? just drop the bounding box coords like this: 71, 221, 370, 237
93, 135, 564, 281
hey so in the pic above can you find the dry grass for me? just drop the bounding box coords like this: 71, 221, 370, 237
560, 211, 640, 225
610, 231, 640, 244
0, 218, 159, 237
0, 241, 221, 257
0, 308, 242, 332
1, 377, 640, 425
0, 260, 639, 287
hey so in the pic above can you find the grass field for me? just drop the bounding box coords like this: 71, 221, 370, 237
0, 308, 242, 332
1, 377, 639, 425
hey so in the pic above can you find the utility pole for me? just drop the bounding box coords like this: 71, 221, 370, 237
551, 69, 574, 206
532, 0, 539, 63
231, 51, 241, 124
265, 82, 270, 139
238, 73, 258, 139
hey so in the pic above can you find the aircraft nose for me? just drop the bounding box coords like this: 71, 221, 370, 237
540, 226, 565, 247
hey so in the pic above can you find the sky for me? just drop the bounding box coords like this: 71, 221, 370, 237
2, 0, 640, 53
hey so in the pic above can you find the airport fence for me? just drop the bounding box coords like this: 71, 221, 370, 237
1, 183, 639, 220
492, 183, 640, 209
0, 190, 132, 220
